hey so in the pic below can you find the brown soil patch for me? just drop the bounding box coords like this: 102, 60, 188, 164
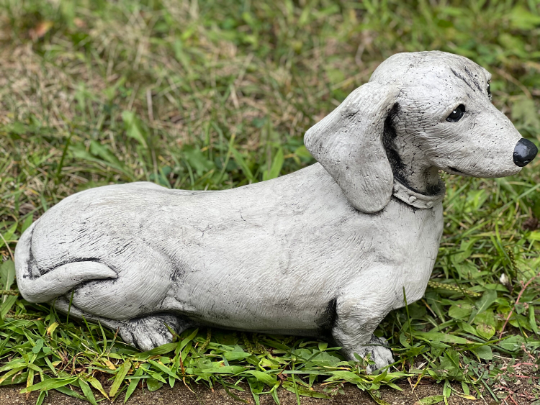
0, 382, 488, 405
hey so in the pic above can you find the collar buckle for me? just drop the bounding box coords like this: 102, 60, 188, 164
392, 180, 445, 209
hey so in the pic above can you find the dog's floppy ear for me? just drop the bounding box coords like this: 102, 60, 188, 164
304, 82, 398, 213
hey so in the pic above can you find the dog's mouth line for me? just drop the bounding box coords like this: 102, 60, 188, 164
446, 166, 471, 176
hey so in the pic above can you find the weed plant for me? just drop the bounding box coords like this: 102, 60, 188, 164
0, 1, 540, 404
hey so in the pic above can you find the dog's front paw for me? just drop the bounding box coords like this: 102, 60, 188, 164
119, 315, 180, 352
344, 335, 394, 373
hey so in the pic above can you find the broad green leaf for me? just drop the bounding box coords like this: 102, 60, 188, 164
0, 260, 16, 293
86, 376, 109, 399
510, 5, 540, 30
415, 395, 444, 404
26, 364, 44, 374
528, 231, 540, 241
282, 381, 329, 398
473, 310, 496, 327
475, 311, 496, 340
247, 378, 263, 405
200, 365, 246, 374
26, 369, 34, 391
55, 385, 87, 400
471, 345, 493, 360
326, 371, 364, 384
310, 351, 341, 367
183, 145, 215, 176
512, 96, 540, 130
71, 147, 134, 180
0, 223, 17, 249
0, 361, 26, 373
0, 295, 18, 320
414, 332, 468, 344
36, 391, 46, 405
177, 328, 199, 353
21, 215, 33, 233
262, 148, 284, 181
448, 302, 473, 319
32, 339, 44, 354
443, 379, 451, 400
230, 147, 255, 182
20, 377, 77, 393
245, 371, 278, 387
224, 351, 251, 361
459, 321, 478, 336
468, 290, 497, 322
146, 378, 163, 392
47, 322, 59, 337
109, 360, 131, 397
294, 146, 312, 159
498, 335, 525, 351
453, 240, 475, 263
318, 342, 328, 351
89, 141, 122, 167
147, 369, 166, 384
121, 111, 147, 147
148, 360, 177, 379
0, 371, 28, 386
125, 367, 144, 403
79, 378, 98, 405
137, 342, 178, 358
475, 325, 495, 341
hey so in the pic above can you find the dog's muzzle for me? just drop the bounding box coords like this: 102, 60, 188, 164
513, 138, 538, 167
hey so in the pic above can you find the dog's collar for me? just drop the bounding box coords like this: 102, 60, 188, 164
392, 180, 445, 209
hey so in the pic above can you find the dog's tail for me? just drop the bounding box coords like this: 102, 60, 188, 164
15, 222, 118, 303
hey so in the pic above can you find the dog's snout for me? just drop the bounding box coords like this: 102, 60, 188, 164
513, 138, 538, 167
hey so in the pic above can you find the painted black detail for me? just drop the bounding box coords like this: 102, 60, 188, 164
317, 298, 338, 331
382, 103, 441, 196
426, 183, 442, 195
382, 103, 406, 184
513, 138, 538, 167
450, 68, 476, 92
448, 167, 463, 174
446, 104, 465, 122
463, 66, 483, 92
25, 224, 39, 279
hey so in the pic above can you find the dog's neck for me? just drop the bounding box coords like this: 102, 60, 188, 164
383, 111, 443, 196
395, 165, 442, 195
392, 178, 445, 209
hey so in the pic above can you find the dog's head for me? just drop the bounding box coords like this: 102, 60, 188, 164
305, 51, 537, 213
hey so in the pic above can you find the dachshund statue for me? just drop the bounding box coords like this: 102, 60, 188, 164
15, 51, 537, 371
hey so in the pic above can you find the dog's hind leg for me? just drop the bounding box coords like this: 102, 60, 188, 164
53, 297, 124, 330
117, 315, 194, 352
54, 298, 194, 352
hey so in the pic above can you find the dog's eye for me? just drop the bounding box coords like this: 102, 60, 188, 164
487, 82, 492, 100
446, 104, 465, 122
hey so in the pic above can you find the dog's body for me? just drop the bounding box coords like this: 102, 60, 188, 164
15, 51, 536, 371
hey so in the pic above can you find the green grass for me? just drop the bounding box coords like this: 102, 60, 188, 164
1, 0, 540, 404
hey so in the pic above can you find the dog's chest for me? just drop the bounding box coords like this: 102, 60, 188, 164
371, 198, 444, 302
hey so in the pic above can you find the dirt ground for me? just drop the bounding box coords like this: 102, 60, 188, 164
0, 382, 500, 405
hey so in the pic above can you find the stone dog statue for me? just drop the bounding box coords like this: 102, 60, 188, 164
15, 51, 537, 371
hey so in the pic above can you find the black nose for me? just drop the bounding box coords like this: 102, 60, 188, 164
513, 138, 538, 167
